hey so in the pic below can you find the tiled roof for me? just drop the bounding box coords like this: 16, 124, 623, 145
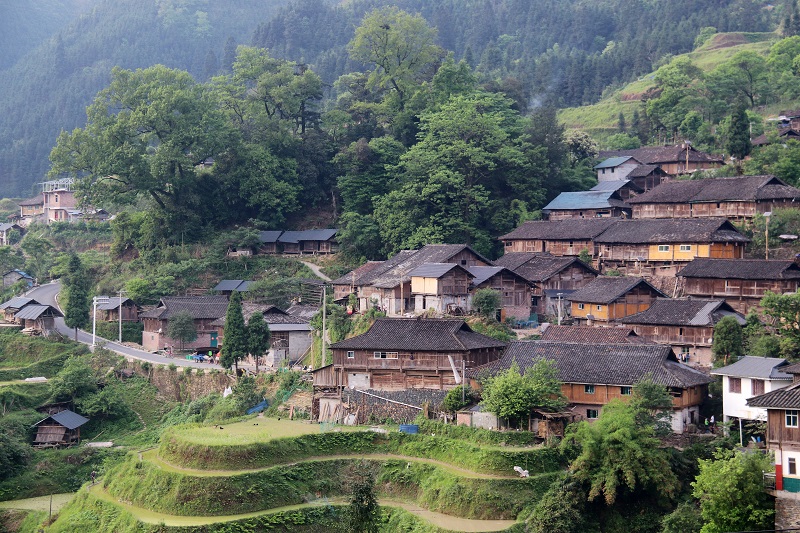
567, 276, 665, 304
331, 318, 506, 352
711, 356, 793, 380
621, 298, 744, 326
139, 296, 229, 320
599, 145, 723, 165
747, 382, 800, 409
0, 297, 39, 310
211, 303, 309, 327
286, 304, 320, 320
594, 156, 636, 169
469, 341, 711, 388
627, 175, 800, 204
677, 258, 800, 280
539, 325, 645, 344
625, 164, 665, 178
278, 229, 337, 243
15, 304, 62, 320
17, 196, 43, 206
499, 218, 618, 241
408, 263, 467, 279
592, 218, 749, 244
331, 261, 389, 286
590, 180, 643, 193
258, 231, 283, 243
97, 297, 134, 311
492, 253, 597, 282
466, 266, 512, 286
542, 191, 629, 211
751, 127, 800, 146
368, 245, 491, 289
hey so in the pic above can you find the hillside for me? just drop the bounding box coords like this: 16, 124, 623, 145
558, 32, 780, 139
0, 0, 776, 196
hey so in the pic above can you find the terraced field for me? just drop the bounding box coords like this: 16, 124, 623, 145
47, 418, 565, 532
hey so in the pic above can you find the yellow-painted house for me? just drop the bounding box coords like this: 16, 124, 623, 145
567, 276, 666, 325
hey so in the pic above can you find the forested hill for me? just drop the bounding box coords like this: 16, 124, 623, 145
0, 0, 290, 197
255, 0, 774, 106
0, 0, 777, 196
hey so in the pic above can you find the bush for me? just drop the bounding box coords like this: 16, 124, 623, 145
442, 385, 475, 413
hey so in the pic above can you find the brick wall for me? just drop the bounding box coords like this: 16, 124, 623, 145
775, 495, 800, 531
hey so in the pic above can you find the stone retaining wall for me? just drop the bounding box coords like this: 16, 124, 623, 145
341, 388, 448, 424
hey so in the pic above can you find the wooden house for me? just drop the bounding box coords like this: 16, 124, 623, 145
279, 229, 338, 254
95, 297, 139, 323
140, 296, 229, 352
677, 258, 800, 314
712, 356, 793, 427
17, 195, 44, 223
2, 269, 34, 288
32, 409, 89, 448
258, 231, 283, 254
593, 218, 749, 275
589, 179, 644, 201
317, 318, 506, 391
466, 266, 534, 320
623, 164, 671, 192
492, 253, 598, 316
567, 276, 665, 325
542, 190, 631, 220
539, 324, 644, 344
747, 363, 800, 494
751, 126, 800, 146
408, 263, 473, 316
331, 245, 491, 315
0, 296, 40, 322
498, 218, 618, 256
599, 144, 724, 176
469, 340, 711, 433
594, 156, 642, 181
627, 175, 800, 220
14, 303, 63, 334
621, 298, 745, 367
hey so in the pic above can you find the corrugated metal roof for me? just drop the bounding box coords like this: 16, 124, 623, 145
214, 280, 245, 292
34, 409, 90, 430
594, 156, 635, 169
590, 180, 642, 193
97, 297, 133, 311
258, 231, 283, 243
15, 304, 62, 320
712, 356, 793, 380
542, 191, 629, 211
466, 266, 506, 286
279, 229, 337, 243
0, 297, 38, 310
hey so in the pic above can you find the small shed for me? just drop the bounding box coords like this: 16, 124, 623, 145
0, 296, 40, 322
14, 303, 63, 334
32, 409, 89, 448
530, 409, 577, 439
457, 404, 500, 430
96, 296, 139, 322
2, 269, 34, 288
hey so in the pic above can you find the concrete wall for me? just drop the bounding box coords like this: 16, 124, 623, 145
721, 375, 792, 422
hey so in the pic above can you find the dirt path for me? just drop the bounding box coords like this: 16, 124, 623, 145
143, 449, 520, 479
299, 260, 331, 281
88, 485, 516, 531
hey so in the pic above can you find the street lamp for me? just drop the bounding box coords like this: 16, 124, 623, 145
92, 295, 109, 347
764, 211, 772, 260
117, 289, 126, 343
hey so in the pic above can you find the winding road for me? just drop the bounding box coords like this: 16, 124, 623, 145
27, 281, 223, 370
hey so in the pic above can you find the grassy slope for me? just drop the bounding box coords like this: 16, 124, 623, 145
558, 32, 779, 135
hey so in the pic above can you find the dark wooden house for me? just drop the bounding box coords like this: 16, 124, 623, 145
567, 276, 666, 325
331, 245, 491, 315
621, 298, 745, 368
32, 409, 89, 448
542, 190, 631, 220
466, 266, 534, 320
498, 218, 618, 256
623, 164, 671, 191
0, 296, 40, 322
257, 231, 283, 254
14, 303, 63, 334
469, 340, 711, 433
408, 263, 474, 316
279, 229, 338, 254
589, 179, 644, 201
593, 218, 749, 275
677, 258, 800, 314
492, 253, 598, 316
319, 318, 506, 391
628, 175, 800, 220
751, 126, 800, 146
599, 144, 724, 176
96, 296, 139, 323
140, 296, 229, 352
539, 324, 644, 344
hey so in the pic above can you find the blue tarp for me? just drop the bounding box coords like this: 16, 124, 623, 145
246, 400, 269, 415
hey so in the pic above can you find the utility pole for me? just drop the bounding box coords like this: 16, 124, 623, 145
92, 295, 109, 347
557, 293, 564, 325
765, 211, 772, 260
118, 289, 126, 343
321, 284, 326, 368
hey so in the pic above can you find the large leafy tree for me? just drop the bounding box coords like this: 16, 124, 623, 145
712, 315, 744, 367
480, 360, 566, 427
49, 357, 97, 403
49, 65, 236, 243
220, 292, 247, 373
692, 449, 774, 533
246, 311, 271, 373
167, 311, 197, 352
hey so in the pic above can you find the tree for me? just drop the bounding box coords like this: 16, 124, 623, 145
49, 357, 97, 403
345, 461, 379, 533
167, 311, 197, 352
761, 289, 800, 354
472, 289, 501, 320
526, 476, 596, 533
661, 502, 703, 533
442, 384, 474, 413
562, 399, 679, 505
480, 360, 566, 427
0, 432, 31, 480
726, 105, 752, 160
629, 377, 674, 436
63, 254, 90, 341
220, 292, 247, 373
246, 311, 271, 373
692, 449, 775, 533
348, 6, 441, 108
712, 316, 743, 367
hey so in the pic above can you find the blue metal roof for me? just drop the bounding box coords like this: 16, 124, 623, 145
279, 229, 337, 243
591, 180, 634, 192
408, 263, 464, 278
594, 156, 634, 169
35, 409, 90, 430
466, 266, 505, 286
543, 191, 628, 211
258, 231, 283, 243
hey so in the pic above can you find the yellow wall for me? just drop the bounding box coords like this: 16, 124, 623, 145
647, 243, 708, 261
571, 302, 609, 321
411, 276, 440, 295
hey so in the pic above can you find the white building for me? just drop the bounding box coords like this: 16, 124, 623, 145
712, 356, 793, 424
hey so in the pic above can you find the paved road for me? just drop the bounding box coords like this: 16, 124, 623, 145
27, 282, 223, 369
299, 260, 331, 282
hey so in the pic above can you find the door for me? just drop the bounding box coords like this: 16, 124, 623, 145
210, 332, 218, 348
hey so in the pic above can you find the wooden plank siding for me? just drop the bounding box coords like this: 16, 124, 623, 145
504, 239, 596, 256
633, 199, 800, 220
767, 409, 800, 447
547, 208, 627, 221
571, 286, 656, 323
561, 383, 706, 409
683, 278, 800, 314
599, 242, 744, 263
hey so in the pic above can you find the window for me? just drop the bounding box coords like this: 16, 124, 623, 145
658, 245, 670, 252
787, 410, 799, 428
596, 304, 603, 311
347, 351, 355, 359
679, 245, 692, 252
621, 386, 632, 395
578, 303, 585, 310
752, 379, 764, 396
461, 259, 467, 265
587, 409, 599, 419
679, 328, 684, 336
729, 377, 742, 393
585, 385, 595, 394
790, 458, 797, 476
374, 352, 398, 359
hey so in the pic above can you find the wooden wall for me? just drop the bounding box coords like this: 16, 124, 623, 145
767, 409, 800, 446
547, 208, 628, 221
682, 278, 799, 314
